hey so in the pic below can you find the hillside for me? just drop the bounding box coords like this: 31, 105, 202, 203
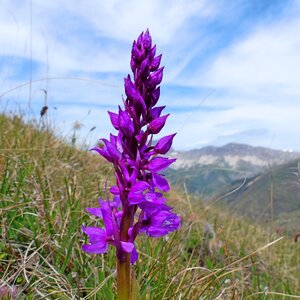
167, 143, 300, 234
165, 165, 239, 197
0, 114, 299, 299
219, 159, 300, 234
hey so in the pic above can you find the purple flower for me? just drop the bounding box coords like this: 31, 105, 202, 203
82, 226, 110, 254
140, 209, 181, 237
82, 29, 180, 266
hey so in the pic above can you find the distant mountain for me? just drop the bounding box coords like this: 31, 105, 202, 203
166, 143, 300, 198
170, 143, 300, 172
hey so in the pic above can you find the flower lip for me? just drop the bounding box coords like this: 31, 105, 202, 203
140, 209, 181, 237
81, 226, 109, 254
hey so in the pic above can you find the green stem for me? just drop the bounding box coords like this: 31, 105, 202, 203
117, 211, 131, 300
117, 253, 131, 300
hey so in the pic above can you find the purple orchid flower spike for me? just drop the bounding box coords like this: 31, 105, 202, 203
82, 29, 180, 300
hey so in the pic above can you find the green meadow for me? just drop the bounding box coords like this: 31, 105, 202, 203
0, 114, 299, 299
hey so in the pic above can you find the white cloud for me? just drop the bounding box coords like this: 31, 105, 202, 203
199, 14, 300, 95
163, 3, 300, 150
0, 0, 216, 76
53, 0, 215, 44
1, 0, 300, 151
168, 100, 300, 150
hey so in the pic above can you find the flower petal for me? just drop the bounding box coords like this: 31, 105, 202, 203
140, 209, 181, 238
128, 181, 150, 205
130, 247, 138, 265
148, 157, 176, 172
90, 146, 113, 163
145, 67, 164, 89
98, 202, 114, 236
150, 44, 156, 60
110, 186, 120, 195
108, 111, 119, 130
136, 57, 149, 79
112, 195, 121, 208
154, 134, 176, 155
152, 173, 170, 192
144, 192, 166, 205
150, 105, 164, 119
118, 107, 134, 137
150, 54, 162, 71
131, 181, 149, 193
148, 114, 169, 134
146, 227, 169, 237
128, 193, 146, 205
121, 241, 135, 253
115, 211, 123, 219
82, 242, 108, 254
151, 87, 160, 106
102, 139, 121, 161
82, 226, 107, 243
143, 29, 152, 50
86, 207, 103, 218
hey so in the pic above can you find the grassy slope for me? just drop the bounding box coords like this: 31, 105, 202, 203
221, 160, 300, 234
165, 166, 238, 197
0, 114, 299, 299
167, 159, 300, 235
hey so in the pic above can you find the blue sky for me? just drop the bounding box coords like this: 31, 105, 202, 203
1, 0, 300, 151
